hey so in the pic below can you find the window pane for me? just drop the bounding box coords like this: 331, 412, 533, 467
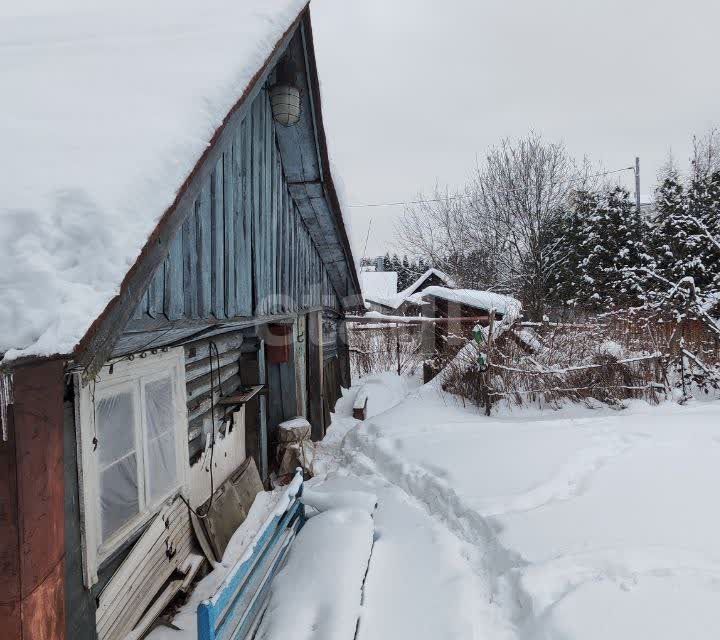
145, 377, 173, 439
148, 432, 177, 502
100, 454, 139, 542
96, 392, 136, 468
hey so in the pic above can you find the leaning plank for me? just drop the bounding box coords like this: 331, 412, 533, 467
101, 535, 193, 640
125, 553, 205, 640
96, 497, 192, 640
98, 513, 189, 623
124, 579, 185, 640
98, 523, 191, 639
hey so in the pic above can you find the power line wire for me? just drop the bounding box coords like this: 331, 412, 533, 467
347, 166, 635, 209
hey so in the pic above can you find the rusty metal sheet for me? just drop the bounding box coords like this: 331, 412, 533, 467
0, 404, 19, 604
21, 558, 65, 640
13, 359, 65, 599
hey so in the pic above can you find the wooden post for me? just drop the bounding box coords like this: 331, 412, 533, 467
396, 324, 401, 376
484, 309, 496, 416
306, 312, 324, 440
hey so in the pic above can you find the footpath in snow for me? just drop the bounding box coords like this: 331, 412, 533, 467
308, 371, 720, 640
307, 373, 514, 640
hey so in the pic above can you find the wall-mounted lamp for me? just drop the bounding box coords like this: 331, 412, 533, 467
269, 56, 301, 126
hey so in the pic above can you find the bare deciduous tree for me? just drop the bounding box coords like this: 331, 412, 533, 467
396, 133, 591, 320
691, 127, 720, 179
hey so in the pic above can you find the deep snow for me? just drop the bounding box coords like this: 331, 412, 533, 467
336, 376, 720, 639
0, 0, 306, 361
150, 371, 720, 639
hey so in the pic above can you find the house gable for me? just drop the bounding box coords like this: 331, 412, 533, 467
75, 13, 359, 380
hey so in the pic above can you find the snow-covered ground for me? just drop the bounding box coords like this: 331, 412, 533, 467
307, 372, 720, 639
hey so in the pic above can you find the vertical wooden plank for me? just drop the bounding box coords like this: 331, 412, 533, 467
183, 209, 198, 319
236, 116, 253, 316
164, 230, 184, 320
291, 200, 296, 309
211, 160, 226, 319
133, 295, 146, 321
265, 95, 274, 316
285, 190, 293, 312
224, 143, 237, 319
147, 265, 163, 319
257, 340, 268, 482
196, 183, 212, 317
252, 96, 264, 316
273, 151, 282, 313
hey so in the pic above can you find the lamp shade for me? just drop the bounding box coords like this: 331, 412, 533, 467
269, 84, 301, 126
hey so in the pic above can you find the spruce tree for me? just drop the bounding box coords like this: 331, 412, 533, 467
400, 255, 412, 290
648, 174, 691, 285
551, 190, 598, 308
580, 187, 647, 309
382, 252, 392, 273
687, 170, 720, 294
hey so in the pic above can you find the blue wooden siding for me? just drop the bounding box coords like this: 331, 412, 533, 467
132, 87, 339, 326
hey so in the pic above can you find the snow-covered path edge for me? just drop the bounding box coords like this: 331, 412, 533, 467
343, 422, 533, 628
312, 374, 522, 638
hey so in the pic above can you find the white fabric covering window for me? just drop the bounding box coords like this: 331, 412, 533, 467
77, 348, 189, 584
96, 388, 140, 542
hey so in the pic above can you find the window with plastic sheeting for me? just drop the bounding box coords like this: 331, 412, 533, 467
76, 348, 189, 586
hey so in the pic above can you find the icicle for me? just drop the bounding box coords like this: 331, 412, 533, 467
0, 372, 13, 442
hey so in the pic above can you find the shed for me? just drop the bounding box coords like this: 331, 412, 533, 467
421, 286, 522, 355
0, 3, 360, 639
364, 268, 456, 315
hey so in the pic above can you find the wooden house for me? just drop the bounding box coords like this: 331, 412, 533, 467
363, 268, 456, 316
0, 3, 359, 639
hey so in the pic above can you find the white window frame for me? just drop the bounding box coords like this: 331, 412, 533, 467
75, 348, 189, 587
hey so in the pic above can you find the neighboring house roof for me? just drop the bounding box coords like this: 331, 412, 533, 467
421, 286, 522, 319
361, 272, 398, 304
0, 0, 358, 364
366, 268, 456, 310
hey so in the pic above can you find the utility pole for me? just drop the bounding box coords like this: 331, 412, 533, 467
634, 156, 641, 214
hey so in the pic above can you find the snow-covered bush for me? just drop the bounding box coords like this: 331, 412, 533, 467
440, 301, 720, 411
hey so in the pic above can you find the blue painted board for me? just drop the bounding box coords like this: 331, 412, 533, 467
197, 478, 305, 640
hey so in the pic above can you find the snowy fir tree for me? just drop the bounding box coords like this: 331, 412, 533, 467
687, 170, 720, 294
550, 189, 598, 308
578, 187, 648, 309
647, 173, 695, 286
382, 252, 392, 273
398, 255, 413, 290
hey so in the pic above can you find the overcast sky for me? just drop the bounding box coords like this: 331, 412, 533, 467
310, 0, 720, 259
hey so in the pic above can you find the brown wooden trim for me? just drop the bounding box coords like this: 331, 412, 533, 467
300, 16, 362, 304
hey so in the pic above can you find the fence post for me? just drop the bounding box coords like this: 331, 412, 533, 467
484, 309, 496, 416
396, 324, 401, 376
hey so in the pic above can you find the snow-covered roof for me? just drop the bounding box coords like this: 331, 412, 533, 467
366, 268, 456, 310
361, 272, 399, 303
0, 0, 308, 362
421, 286, 522, 318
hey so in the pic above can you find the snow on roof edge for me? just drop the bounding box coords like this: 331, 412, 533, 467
421, 286, 522, 318
369, 269, 457, 310
0, 0, 309, 365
